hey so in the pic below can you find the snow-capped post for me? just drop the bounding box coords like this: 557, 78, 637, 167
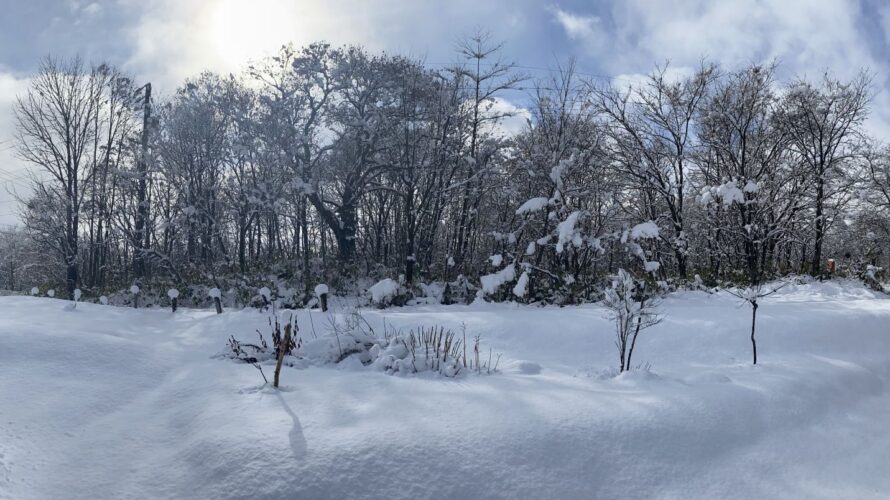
167, 288, 180, 313
258, 286, 272, 308
30, 287, 38, 296
47, 289, 55, 298
130, 284, 141, 309
72, 289, 82, 309
209, 287, 222, 314
314, 284, 329, 312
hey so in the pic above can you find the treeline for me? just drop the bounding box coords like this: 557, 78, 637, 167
1, 32, 889, 303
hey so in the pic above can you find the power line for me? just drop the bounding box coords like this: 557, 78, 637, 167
425, 61, 635, 82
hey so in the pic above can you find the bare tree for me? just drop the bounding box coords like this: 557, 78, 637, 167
778, 72, 871, 276
15, 57, 104, 298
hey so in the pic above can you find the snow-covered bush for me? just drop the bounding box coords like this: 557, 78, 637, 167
602, 269, 662, 373
226, 315, 299, 386
222, 312, 499, 379
862, 265, 886, 292
368, 278, 407, 307
480, 263, 516, 298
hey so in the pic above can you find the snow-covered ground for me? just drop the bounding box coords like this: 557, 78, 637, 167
1, 280, 889, 499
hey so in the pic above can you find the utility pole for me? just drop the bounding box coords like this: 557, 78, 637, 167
133, 83, 151, 279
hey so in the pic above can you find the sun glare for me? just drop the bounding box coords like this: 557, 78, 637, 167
209, 0, 293, 69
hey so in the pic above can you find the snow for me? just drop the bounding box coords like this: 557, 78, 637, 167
314, 284, 329, 297
513, 270, 530, 298
369, 278, 399, 304
555, 210, 583, 253
167, 288, 180, 299
717, 181, 746, 206
480, 263, 516, 295
489, 254, 503, 267
208, 287, 221, 298
2, 281, 890, 499
73, 289, 81, 301
700, 181, 747, 207
643, 260, 661, 272
630, 220, 660, 240
258, 286, 272, 301
129, 285, 140, 295
515, 196, 549, 215
525, 241, 536, 255
46, 289, 54, 298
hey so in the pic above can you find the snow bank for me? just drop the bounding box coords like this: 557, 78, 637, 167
2, 282, 890, 499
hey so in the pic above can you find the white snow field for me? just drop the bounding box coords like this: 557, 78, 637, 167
2, 280, 890, 499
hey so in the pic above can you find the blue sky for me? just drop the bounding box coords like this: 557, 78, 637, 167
3, 0, 890, 225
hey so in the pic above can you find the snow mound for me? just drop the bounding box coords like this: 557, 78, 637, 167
369, 278, 399, 304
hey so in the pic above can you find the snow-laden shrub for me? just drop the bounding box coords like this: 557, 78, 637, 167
226, 316, 299, 385
369, 278, 408, 307
862, 265, 886, 292
602, 269, 662, 373
221, 312, 499, 379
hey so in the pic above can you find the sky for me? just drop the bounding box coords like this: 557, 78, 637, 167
3, 0, 890, 226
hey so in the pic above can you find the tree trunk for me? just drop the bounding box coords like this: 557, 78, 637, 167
750, 301, 759, 365
810, 175, 825, 276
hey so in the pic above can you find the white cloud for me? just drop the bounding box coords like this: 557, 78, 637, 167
554, 0, 890, 141
489, 97, 532, 137
552, 7, 599, 40
122, 0, 534, 90
0, 72, 32, 227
